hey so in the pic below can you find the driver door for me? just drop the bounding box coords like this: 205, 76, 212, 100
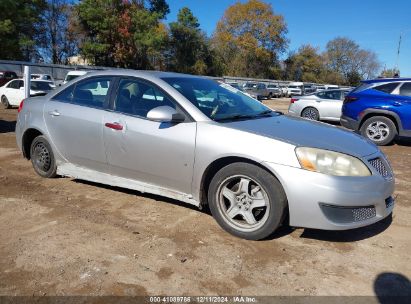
103, 77, 197, 194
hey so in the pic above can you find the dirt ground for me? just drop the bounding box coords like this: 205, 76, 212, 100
1, 98, 411, 297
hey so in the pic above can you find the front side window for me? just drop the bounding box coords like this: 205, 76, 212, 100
114, 78, 176, 117
373, 83, 399, 94
399, 83, 411, 97
161, 77, 274, 121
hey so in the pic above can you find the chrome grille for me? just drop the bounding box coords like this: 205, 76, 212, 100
369, 158, 392, 179
352, 207, 376, 222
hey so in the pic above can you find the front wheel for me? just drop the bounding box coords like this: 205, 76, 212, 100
1, 96, 11, 109
30, 135, 57, 178
208, 163, 287, 240
360, 116, 397, 146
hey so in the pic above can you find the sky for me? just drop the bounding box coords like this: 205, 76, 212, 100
165, 0, 411, 76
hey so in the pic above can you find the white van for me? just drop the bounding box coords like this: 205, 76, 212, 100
63, 71, 88, 84
287, 82, 304, 97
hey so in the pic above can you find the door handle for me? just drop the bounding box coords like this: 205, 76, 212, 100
105, 122, 123, 131
48, 110, 60, 116
393, 102, 402, 107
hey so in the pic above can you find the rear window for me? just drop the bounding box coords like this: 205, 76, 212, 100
351, 83, 372, 93
373, 83, 399, 94
31, 81, 53, 91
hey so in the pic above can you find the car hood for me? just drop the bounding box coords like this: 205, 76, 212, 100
222, 115, 378, 157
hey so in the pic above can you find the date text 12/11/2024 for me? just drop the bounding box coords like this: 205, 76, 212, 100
149, 296, 257, 303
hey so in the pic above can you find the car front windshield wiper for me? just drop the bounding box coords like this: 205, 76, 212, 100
215, 110, 281, 122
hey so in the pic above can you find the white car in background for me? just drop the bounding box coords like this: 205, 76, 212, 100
31, 74, 55, 86
279, 84, 288, 97
0, 79, 54, 109
288, 89, 350, 121
63, 70, 88, 84
287, 82, 304, 96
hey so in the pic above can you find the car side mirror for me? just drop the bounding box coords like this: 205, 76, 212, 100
146, 106, 185, 123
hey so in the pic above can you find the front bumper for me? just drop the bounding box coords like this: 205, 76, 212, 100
340, 115, 360, 131
263, 155, 395, 230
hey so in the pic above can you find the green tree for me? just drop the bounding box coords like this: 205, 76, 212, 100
76, 0, 168, 69
0, 0, 46, 61
284, 45, 326, 82
325, 37, 381, 85
213, 0, 288, 78
39, 0, 79, 64
168, 7, 218, 75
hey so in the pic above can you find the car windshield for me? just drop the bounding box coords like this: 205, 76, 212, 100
31, 81, 53, 91
161, 77, 278, 121
289, 85, 300, 89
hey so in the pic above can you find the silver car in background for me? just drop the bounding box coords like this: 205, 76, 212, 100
16, 71, 394, 240
288, 89, 350, 121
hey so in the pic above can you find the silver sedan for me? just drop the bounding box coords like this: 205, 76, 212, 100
288, 89, 350, 121
15, 71, 394, 240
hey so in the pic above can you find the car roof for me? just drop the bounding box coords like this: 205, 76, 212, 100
362, 77, 411, 84
67, 69, 203, 79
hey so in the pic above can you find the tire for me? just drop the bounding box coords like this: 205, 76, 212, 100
208, 162, 287, 240
268, 93, 272, 99
301, 107, 320, 121
30, 135, 57, 178
1, 95, 11, 109
360, 116, 397, 146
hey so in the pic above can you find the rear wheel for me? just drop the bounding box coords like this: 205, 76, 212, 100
1, 96, 11, 109
301, 107, 319, 121
360, 116, 397, 146
30, 135, 57, 178
208, 163, 287, 240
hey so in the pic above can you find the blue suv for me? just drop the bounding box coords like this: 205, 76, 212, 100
341, 78, 411, 145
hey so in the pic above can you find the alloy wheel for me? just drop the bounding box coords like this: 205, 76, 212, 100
217, 175, 270, 232
366, 121, 390, 142
302, 108, 319, 120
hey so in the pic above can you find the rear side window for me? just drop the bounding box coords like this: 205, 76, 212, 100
53, 86, 74, 102
7, 80, 18, 89
373, 83, 399, 94
399, 83, 411, 97
316, 90, 341, 100
72, 77, 112, 108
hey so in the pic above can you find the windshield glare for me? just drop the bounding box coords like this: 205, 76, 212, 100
161, 77, 272, 121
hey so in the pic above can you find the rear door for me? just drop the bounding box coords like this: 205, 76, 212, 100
44, 76, 114, 172
316, 90, 343, 120
103, 77, 197, 194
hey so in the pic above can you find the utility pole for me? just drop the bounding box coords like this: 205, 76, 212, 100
395, 32, 402, 72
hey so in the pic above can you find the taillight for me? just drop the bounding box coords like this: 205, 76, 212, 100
290, 98, 298, 104
18, 99, 24, 113
344, 96, 358, 104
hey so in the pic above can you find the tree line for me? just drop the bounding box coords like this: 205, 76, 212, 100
0, 0, 393, 86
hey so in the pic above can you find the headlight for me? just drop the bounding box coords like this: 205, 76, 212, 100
295, 147, 371, 177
